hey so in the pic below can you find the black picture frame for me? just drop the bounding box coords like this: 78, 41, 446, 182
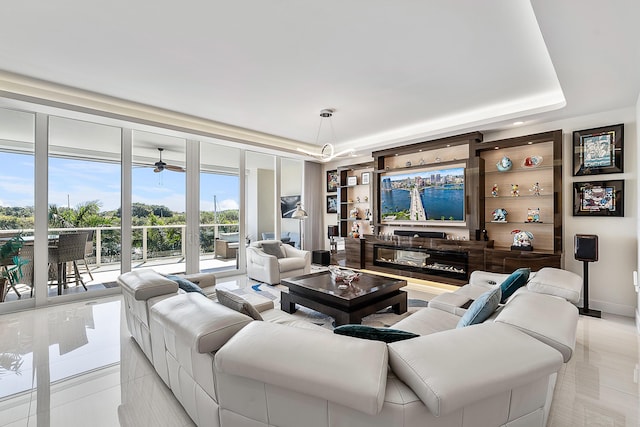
326, 170, 338, 193
573, 180, 624, 217
573, 123, 623, 176
326, 195, 337, 214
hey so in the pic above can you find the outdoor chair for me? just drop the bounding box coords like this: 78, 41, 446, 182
48, 232, 89, 295
79, 230, 95, 281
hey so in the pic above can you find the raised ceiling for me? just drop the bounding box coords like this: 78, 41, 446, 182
0, 0, 638, 157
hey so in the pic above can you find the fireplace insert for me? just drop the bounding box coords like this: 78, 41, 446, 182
373, 244, 468, 280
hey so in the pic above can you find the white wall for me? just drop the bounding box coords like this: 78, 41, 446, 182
484, 107, 637, 317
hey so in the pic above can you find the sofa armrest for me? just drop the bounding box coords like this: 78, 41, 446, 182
282, 244, 310, 261
118, 269, 178, 300
215, 321, 388, 416
247, 247, 279, 269
468, 270, 509, 287
387, 322, 563, 417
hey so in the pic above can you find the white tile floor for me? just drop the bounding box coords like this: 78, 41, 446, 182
0, 274, 638, 427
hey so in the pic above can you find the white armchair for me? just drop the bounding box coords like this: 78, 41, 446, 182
246, 240, 311, 285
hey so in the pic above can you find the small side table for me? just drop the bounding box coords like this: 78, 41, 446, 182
312, 250, 331, 266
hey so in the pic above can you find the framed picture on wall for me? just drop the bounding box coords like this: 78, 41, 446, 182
573, 180, 624, 217
347, 176, 357, 186
573, 123, 624, 176
361, 172, 370, 185
326, 195, 337, 214
326, 170, 339, 193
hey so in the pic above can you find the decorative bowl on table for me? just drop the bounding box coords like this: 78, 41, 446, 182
328, 266, 360, 289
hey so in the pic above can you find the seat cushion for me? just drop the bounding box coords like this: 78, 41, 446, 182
278, 256, 307, 272
457, 286, 501, 328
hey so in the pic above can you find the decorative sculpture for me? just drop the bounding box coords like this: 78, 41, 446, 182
529, 182, 542, 196
496, 155, 512, 172
491, 184, 499, 197
511, 229, 534, 251
511, 184, 519, 197
492, 208, 508, 222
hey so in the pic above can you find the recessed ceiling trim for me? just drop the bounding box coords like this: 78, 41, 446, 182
0, 71, 321, 156
335, 90, 566, 152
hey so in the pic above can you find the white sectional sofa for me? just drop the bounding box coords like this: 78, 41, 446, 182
118, 267, 581, 427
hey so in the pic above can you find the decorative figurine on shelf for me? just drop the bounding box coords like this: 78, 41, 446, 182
419, 158, 425, 165
529, 182, 543, 196
364, 208, 371, 221
511, 229, 534, 251
351, 222, 360, 238
491, 183, 499, 197
526, 208, 541, 223
511, 184, 520, 197
492, 208, 508, 222
405, 161, 412, 167
496, 155, 512, 172
356, 196, 361, 203
482, 229, 489, 241
349, 206, 359, 219
364, 195, 369, 202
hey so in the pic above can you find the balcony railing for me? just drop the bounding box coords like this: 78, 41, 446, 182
6, 223, 240, 267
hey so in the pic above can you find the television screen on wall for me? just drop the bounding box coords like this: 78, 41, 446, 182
380, 164, 465, 224
281, 195, 301, 218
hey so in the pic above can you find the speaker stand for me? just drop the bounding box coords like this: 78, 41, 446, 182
579, 260, 601, 318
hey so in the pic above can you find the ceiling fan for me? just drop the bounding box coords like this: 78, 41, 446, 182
153, 148, 185, 173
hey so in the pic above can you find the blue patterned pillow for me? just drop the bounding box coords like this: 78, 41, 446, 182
457, 286, 501, 328
499, 268, 530, 303
166, 275, 205, 296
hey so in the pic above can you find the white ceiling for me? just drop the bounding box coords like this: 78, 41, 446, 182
0, 0, 639, 157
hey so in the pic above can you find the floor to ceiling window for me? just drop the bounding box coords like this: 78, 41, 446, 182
200, 142, 240, 273
131, 131, 186, 275
281, 158, 304, 249
48, 116, 122, 295
0, 101, 305, 306
0, 108, 35, 305
246, 151, 276, 244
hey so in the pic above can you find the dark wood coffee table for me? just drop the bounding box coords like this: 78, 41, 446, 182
280, 271, 407, 326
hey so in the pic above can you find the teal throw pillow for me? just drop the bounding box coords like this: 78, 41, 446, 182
456, 286, 501, 328
166, 275, 205, 296
334, 325, 419, 343
499, 268, 530, 303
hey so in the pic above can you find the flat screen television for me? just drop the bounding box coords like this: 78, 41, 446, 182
380, 163, 465, 224
281, 195, 301, 218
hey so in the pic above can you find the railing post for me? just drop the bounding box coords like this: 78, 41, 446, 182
96, 228, 102, 267
143, 226, 148, 262
181, 225, 186, 257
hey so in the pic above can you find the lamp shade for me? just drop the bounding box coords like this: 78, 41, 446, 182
291, 202, 308, 220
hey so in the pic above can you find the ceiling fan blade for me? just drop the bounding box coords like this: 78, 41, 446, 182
165, 164, 186, 172
153, 167, 163, 173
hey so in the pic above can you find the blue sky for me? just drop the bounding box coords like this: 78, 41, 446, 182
385, 166, 465, 182
0, 152, 239, 213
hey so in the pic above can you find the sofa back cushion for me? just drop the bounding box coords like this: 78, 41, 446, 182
526, 267, 582, 304
456, 286, 501, 328
219, 232, 239, 243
